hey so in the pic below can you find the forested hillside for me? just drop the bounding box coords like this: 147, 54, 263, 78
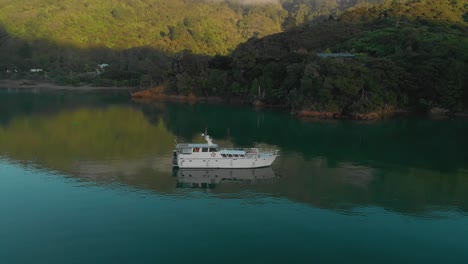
1, 0, 467, 116
0, 0, 379, 55
0, 0, 388, 86
165, 0, 468, 116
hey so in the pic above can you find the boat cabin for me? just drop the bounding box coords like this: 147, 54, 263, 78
175, 143, 219, 154
172, 133, 278, 168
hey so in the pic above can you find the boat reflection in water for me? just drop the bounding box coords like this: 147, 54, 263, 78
174, 167, 278, 189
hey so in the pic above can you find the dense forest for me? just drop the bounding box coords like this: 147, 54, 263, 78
0, 0, 381, 85
0, 0, 381, 55
0, 0, 467, 116
165, 0, 468, 116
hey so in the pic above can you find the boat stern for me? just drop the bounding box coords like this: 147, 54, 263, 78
172, 150, 179, 167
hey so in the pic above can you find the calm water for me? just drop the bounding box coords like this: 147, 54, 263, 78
1, 91, 468, 264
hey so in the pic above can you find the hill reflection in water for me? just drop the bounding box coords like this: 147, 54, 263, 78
0, 91, 467, 216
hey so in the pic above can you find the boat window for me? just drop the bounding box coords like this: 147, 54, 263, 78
193, 147, 200, 152
221, 154, 227, 158
181, 148, 192, 154
234, 154, 239, 157
240, 155, 245, 158
227, 154, 233, 157
202, 148, 208, 152
209, 148, 217, 152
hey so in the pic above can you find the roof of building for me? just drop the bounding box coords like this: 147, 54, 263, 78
318, 53, 355, 58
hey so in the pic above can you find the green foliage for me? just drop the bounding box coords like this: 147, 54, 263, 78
338, 19, 468, 111
0, 0, 288, 55
0, 0, 388, 56
341, 0, 468, 26
0, 0, 466, 114
17, 43, 32, 59
0, 0, 407, 87
167, 0, 468, 114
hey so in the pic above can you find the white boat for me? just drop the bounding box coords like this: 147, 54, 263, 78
172, 133, 279, 169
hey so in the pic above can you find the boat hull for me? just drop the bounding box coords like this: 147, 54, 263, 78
176, 155, 277, 169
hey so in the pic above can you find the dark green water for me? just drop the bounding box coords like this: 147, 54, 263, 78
1, 91, 468, 264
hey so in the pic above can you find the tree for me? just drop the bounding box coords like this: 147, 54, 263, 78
17, 43, 32, 59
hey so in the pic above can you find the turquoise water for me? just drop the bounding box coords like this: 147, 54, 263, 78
1, 91, 467, 263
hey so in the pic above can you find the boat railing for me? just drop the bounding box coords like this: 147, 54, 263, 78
221, 148, 279, 156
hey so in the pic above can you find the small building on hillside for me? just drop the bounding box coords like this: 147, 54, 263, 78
317, 53, 355, 58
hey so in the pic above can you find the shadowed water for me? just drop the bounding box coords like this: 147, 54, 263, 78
1, 90, 467, 264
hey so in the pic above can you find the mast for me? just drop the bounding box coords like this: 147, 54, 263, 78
202, 128, 214, 146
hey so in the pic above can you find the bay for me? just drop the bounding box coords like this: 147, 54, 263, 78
1, 91, 467, 264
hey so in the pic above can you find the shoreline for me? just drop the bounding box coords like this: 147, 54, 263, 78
131, 86, 400, 120
0, 79, 135, 91
132, 87, 468, 120
3, 80, 466, 120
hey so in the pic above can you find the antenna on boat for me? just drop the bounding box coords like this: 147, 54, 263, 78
202, 127, 214, 146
